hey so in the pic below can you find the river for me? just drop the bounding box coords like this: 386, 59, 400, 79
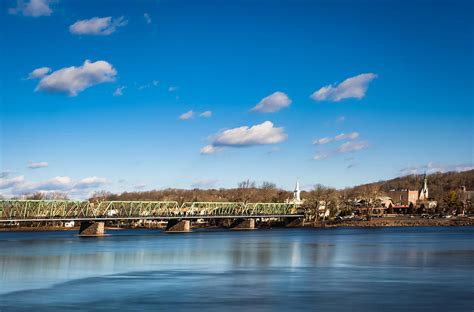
0, 227, 473, 311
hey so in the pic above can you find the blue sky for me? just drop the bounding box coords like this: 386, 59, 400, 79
1, 0, 473, 198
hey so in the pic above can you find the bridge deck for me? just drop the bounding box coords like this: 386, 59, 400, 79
0, 214, 304, 223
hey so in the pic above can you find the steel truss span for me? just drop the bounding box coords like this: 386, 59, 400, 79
0, 200, 303, 222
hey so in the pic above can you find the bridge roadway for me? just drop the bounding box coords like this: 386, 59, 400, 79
0, 200, 305, 235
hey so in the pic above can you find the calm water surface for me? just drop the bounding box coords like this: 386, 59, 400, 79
0, 227, 473, 311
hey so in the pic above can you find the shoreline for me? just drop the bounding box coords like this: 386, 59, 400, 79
1, 217, 473, 232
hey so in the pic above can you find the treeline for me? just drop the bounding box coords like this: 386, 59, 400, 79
90, 180, 293, 204
348, 170, 474, 203
90, 170, 473, 205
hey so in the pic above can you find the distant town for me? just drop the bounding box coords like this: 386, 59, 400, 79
1, 170, 473, 231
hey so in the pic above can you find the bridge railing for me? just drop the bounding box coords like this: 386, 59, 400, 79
0, 200, 301, 220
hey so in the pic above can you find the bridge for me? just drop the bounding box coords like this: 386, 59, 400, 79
0, 200, 305, 235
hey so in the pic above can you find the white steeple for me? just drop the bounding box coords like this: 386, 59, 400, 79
419, 173, 429, 200
293, 179, 301, 204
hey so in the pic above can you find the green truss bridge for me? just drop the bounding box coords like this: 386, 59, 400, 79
0, 200, 305, 235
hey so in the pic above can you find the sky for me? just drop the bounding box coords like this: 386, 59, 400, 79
0, 0, 473, 198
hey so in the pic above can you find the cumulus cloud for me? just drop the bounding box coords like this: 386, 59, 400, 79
191, 179, 219, 189
337, 140, 369, 153
0, 175, 25, 189
212, 121, 287, 147
179, 110, 194, 120
251, 91, 292, 113
0, 175, 109, 198
200, 111, 212, 118
113, 86, 125, 96
28, 161, 48, 169
32, 60, 117, 96
311, 73, 377, 102
69, 16, 127, 35
144, 13, 151, 24
9, 0, 53, 17
400, 162, 474, 175
313, 132, 359, 145
202, 121, 287, 154
28, 67, 51, 79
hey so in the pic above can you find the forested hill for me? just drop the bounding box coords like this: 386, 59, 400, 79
348, 170, 474, 202
88, 170, 474, 204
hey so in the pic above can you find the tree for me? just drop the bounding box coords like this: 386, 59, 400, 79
302, 184, 339, 223
444, 191, 463, 215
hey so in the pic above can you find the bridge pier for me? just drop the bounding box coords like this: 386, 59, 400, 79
285, 217, 305, 227
165, 219, 191, 233
231, 218, 256, 230
79, 221, 105, 237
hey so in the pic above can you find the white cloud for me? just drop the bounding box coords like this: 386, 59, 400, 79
74, 177, 108, 189
9, 0, 53, 17
113, 86, 125, 96
200, 145, 223, 155
0, 175, 25, 189
33, 60, 117, 96
335, 132, 359, 141
400, 162, 474, 175
28, 67, 51, 79
168, 86, 179, 92
311, 73, 377, 102
0, 171, 12, 179
0, 175, 109, 198
313, 137, 333, 145
313, 132, 359, 145
191, 179, 219, 189
199, 111, 212, 118
337, 140, 369, 153
152, 80, 159, 86
69, 16, 127, 36
337, 116, 346, 122
251, 91, 292, 113
212, 121, 287, 147
313, 153, 330, 161
28, 161, 48, 169
144, 13, 151, 24
179, 110, 194, 120
202, 121, 287, 154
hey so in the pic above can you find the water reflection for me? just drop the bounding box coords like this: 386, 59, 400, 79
0, 227, 473, 311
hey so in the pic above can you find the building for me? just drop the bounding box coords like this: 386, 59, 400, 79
388, 189, 419, 206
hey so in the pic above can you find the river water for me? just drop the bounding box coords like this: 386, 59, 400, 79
0, 227, 472, 311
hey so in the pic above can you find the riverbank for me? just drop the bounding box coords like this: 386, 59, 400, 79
1, 216, 473, 232
316, 216, 474, 228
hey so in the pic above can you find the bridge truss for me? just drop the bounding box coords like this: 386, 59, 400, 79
0, 200, 302, 221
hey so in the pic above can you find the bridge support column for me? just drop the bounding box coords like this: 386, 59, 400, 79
165, 219, 191, 233
285, 217, 305, 227
79, 221, 105, 237
231, 218, 255, 230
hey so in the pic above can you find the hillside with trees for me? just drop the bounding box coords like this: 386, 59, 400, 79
89, 170, 474, 209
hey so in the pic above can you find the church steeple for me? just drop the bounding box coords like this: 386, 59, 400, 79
419, 173, 429, 200
293, 179, 301, 204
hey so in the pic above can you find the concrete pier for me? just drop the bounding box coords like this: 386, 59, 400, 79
165, 219, 191, 233
79, 221, 105, 236
231, 218, 255, 230
285, 217, 305, 227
